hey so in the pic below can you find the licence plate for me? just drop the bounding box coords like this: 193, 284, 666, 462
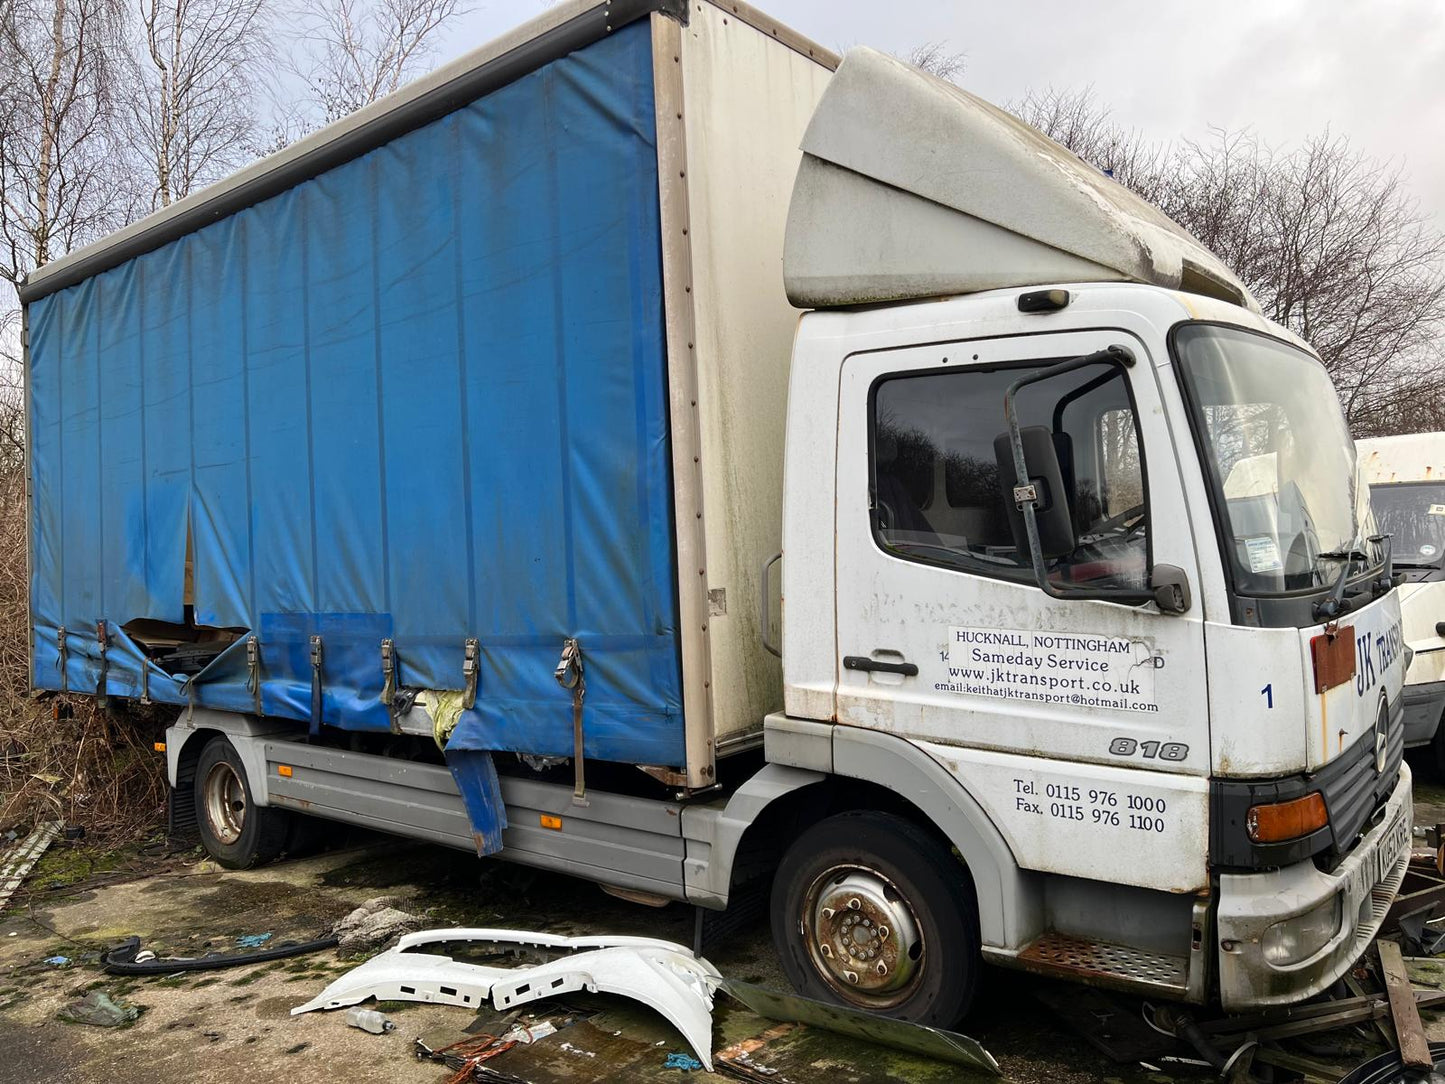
1350, 810, 1410, 902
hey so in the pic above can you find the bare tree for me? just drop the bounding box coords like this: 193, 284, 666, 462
902, 41, 965, 85
289, 0, 468, 128
0, 0, 131, 294
1014, 90, 1445, 436
124, 0, 272, 210
1012, 86, 1167, 196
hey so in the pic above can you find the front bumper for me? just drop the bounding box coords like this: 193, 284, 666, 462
1215, 762, 1412, 1011
1403, 680, 1445, 747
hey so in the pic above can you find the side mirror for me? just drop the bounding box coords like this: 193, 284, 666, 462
998, 343, 1179, 612
993, 426, 1076, 559
1150, 564, 1192, 615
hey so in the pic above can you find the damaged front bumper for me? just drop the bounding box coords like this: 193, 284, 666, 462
292, 928, 721, 1070
1215, 763, 1413, 1011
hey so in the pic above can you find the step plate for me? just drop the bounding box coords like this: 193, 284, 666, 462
1015, 932, 1188, 996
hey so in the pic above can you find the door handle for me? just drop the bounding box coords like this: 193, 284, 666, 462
843, 656, 918, 677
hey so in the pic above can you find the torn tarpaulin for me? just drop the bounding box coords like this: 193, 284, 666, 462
445, 748, 506, 856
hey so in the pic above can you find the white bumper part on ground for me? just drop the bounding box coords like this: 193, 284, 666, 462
291, 928, 721, 1070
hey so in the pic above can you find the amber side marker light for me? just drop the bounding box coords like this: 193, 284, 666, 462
1247, 792, 1328, 843
277, 765, 293, 778
540, 814, 563, 831
153, 742, 166, 753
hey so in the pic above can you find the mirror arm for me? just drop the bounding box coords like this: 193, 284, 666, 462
1002, 344, 1184, 612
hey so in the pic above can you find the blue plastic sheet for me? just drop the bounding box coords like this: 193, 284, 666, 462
26, 23, 684, 841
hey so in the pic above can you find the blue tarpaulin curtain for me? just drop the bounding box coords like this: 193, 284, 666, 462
26, 22, 684, 846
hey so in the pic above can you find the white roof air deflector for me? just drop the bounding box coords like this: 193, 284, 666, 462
783, 48, 1259, 312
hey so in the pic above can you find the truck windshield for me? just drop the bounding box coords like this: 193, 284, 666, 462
1370, 482, 1445, 571
1174, 324, 1378, 595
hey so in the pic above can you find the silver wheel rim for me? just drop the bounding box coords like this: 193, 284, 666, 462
202, 761, 247, 846
798, 864, 925, 1009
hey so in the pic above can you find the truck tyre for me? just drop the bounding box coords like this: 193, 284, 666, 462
1433, 710, 1445, 777
770, 810, 979, 1027
194, 736, 290, 869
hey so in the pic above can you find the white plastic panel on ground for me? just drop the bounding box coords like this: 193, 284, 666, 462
680, 1, 833, 744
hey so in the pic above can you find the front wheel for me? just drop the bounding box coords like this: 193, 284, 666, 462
194, 736, 291, 869
770, 811, 980, 1027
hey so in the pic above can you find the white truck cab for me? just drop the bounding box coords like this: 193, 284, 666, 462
769, 47, 1411, 1016
1359, 433, 1445, 766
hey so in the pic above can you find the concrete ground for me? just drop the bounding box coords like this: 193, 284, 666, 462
2, 754, 1445, 1084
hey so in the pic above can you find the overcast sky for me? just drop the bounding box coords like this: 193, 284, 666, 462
439, 0, 1445, 226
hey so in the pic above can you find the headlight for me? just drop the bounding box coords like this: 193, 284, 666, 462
1262, 895, 1341, 966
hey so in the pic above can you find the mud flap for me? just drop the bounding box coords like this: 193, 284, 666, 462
445, 748, 507, 856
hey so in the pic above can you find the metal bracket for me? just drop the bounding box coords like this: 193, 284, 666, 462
95, 620, 109, 709
309, 635, 324, 738
381, 638, 402, 735
462, 638, 479, 710
1012, 483, 1038, 507
55, 625, 68, 692
554, 638, 587, 806
380, 639, 396, 705
245, 636, 262, 716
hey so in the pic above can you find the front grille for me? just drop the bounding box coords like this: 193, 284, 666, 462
1320, 699, 1405, 855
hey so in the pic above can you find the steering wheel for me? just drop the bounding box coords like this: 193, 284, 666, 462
1094, 502, 1146, 534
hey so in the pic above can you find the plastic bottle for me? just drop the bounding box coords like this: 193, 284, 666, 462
344, 1008, 395, 1034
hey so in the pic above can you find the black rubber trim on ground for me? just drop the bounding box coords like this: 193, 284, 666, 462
101, 934, 339, 974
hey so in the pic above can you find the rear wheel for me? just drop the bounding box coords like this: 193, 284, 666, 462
194, 736, 291, 869
770, 810, 979, 1027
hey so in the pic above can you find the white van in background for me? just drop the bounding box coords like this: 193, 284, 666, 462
1360, 434, 1445, 766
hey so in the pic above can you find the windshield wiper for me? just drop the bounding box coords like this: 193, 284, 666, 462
1316, 549, 1370, 562
1314, 537, 1395, 621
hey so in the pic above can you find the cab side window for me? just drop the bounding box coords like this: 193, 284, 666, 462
871, 361, 1149, 591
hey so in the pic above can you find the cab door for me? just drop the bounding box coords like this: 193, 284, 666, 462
833, 329, 1211, 893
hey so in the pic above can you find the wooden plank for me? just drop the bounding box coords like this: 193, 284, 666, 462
1379, 940, 1434, 1069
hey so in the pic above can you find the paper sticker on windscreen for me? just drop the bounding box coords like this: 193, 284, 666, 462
1245, 536, 1283, 574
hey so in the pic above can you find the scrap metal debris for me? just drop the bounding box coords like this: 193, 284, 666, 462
414, 1036, 530, 1084
294, 927, 721, 1070
0, 820, 61, 913
102, 932, 338, 974
719, 978, 1000, 1076
1340, 1041, 1445, 1084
